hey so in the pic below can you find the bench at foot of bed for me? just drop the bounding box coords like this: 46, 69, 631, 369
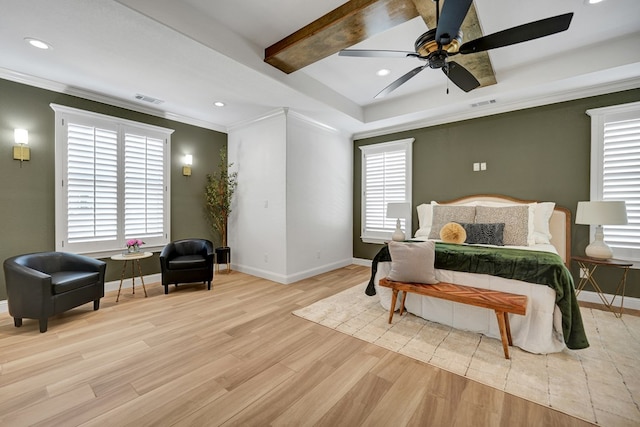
379, 277, 528, 359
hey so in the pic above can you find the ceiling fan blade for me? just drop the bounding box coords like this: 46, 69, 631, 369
435, 0, 473, 45
375, 66, 427, 99
443, 61, 480, 92
339, 49, 419, 59
459, 12, 574, 54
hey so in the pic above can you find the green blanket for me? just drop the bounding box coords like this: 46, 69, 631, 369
367, 242, 588, 350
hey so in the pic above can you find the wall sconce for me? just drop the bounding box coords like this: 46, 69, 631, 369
13, 129, 30, 167
182, 154, 193, 176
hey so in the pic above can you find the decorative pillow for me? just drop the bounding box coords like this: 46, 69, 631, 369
428, 205, 476, 240
475, 205, 529, 246
459, 222, 505, 246
387, 240, 438, 284
439, 222, 467, 244
473, 200, 536, 245
533, 202, 555, 244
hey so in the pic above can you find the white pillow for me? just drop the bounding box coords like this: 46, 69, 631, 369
533, 202, 555, 244
415, 203, 433, 237
387, 240, 438, 284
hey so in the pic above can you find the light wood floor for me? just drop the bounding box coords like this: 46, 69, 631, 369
0, 265, 596, 426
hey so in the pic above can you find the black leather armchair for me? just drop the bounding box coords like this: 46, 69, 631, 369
159, 239, 214, 294
3, 252, 107, 332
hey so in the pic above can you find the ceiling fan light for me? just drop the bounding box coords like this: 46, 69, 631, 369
415, 29, 463, 56
376, 69, 390, 77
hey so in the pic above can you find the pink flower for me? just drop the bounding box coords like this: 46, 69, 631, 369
126, 239, 145, 248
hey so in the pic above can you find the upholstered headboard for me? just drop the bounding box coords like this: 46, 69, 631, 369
436, 194, 571, 266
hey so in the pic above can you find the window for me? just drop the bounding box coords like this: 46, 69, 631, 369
360, 138, 413, 243
52, 104, 172, 257
587, 101, 640, 261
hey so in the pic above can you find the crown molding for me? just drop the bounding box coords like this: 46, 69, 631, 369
353, 76, 640, 140
0, 67, 227, 133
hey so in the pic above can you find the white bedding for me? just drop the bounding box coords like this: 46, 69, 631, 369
373, 195, 574, 354
375, 241, 566, 354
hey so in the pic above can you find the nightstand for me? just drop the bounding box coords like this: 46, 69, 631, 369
572, 256, 632, 318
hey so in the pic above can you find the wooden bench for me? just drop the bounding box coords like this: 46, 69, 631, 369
378, 277, 528, 359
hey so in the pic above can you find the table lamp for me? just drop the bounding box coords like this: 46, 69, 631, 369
386, 202, 410, 241
575, 201, 627, 259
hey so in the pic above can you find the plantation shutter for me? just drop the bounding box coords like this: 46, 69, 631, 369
53, 103, 172, 256
124, 133, 165, 238
601, 117, 640, 255
588, 101, 640, 261
360, 138, 413, 243
66, 123, 118, 243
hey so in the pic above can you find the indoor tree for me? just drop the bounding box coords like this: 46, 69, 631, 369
205, 147, 238, 248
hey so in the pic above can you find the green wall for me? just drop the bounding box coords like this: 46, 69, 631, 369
0, 78, 227, 299
354, 88, 640, 297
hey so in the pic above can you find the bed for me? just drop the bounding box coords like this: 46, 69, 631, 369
368, 194, 588, 354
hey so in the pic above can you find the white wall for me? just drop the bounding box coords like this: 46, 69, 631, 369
228, 109, 353, 284
285, 112, 353, 281
228, 112, 288, 281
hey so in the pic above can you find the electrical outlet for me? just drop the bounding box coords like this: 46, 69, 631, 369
579, 267, 589, 279
316, 251, 321, 259
264, 253, 268, 263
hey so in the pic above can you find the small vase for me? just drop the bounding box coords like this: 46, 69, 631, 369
128, 245, 139, 254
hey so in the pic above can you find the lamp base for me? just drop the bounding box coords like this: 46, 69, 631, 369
391, 218, 405, 242
585, 241, 613, 259
585, 225, 613, 259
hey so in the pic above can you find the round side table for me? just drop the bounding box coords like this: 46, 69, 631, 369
111, 251, 153, 302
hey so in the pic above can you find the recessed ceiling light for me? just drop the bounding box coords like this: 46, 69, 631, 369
214, 101, 225, 107
586, 0, 605, 4
24, 37, 52, 50
376, 69, 391, 77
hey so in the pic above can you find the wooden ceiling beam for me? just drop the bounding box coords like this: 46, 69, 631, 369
265, 0, 419, 74
265, 0, 495, 89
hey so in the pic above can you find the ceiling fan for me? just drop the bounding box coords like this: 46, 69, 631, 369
339, 0, 573, 98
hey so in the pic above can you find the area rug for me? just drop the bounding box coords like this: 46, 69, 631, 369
293, 282, 640, 426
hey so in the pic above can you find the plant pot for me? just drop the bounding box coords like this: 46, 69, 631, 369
215, 246, 231, 273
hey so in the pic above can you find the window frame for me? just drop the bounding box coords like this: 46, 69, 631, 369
360, 138, 413, 244
52, 104, 173, 258
587, 100, 640, 261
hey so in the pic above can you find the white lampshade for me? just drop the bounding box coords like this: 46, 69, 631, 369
576, 201, 628, 259
386, 202, 410, 241
14, 128, 28, 145
386, 202, 410, 219
184, 154, 193, 166
576, 201, 627, 225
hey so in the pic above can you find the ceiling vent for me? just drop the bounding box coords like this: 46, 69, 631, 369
471, 99, 497, 108
135, 94, 164, 105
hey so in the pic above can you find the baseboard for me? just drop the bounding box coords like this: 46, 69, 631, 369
576, 289, 640, 311
104, 273, 162, 294
233, 258, 353, 285
353, 258, 372, 267
284, 259, 353, 284
231, 265, 288, 284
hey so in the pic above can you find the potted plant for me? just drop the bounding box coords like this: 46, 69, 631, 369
205, 147, 237, 272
